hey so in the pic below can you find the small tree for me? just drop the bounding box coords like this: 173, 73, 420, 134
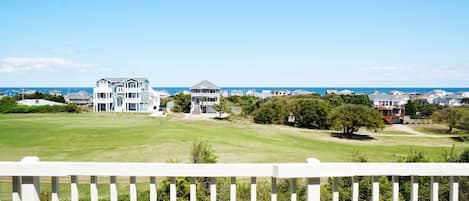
328, 104, 384, 135
432, 107, 465, 133
405, 101, 418, 117
288, 98, 331, 129
191, 140, 218, 164
212, 99, 232, 119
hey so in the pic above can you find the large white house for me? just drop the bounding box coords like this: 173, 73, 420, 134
190, 80, 220, 115
93, 78, 160, 112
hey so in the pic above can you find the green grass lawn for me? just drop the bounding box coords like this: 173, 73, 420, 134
0, 113, 468, 163
409, 124, 469, 135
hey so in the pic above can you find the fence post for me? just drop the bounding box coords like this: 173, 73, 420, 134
20, 157, 41, 201
450, 176, 459, 201
392, 176, 399, 201
230, 177, 236, 201
12, 176, 21, 201
110, 176, 118, 201
411, 176, 418, 201
251, 177, 256, 201
51, 176, 59, 201
352, 176, 359, 201
431, 176, 439, 201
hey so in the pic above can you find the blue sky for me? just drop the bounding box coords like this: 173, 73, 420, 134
1, 0, 468, 87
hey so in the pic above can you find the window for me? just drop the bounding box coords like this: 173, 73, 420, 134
98, 103, 106, 111
128, 82, 136, 88
126, 93, 138, 98
128, 103, 137, 111
98, 93, 106, 98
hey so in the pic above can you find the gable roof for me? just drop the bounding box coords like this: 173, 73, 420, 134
191, 80, 220, 89
101, 78, 148, 83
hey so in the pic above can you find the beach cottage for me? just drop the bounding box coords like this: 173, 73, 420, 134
190, 80, 220, 115
93, 78, 160, 112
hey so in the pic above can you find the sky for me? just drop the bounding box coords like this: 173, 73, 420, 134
1, 0, 468, 87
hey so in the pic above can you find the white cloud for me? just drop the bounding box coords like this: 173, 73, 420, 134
0, 57, 93, 73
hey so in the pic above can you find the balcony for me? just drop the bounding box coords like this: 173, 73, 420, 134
191, 93, 219, 97
3, 157, 468, 201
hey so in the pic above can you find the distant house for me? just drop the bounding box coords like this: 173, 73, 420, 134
65, 91, 92, 105
434, 95, 464, 107
291, 90, 314, 96
18, 99, 65, 106
273, 90, 290, 96
190, 80, 221, 115
326, 90, 338, 95
337, 90, 354, 95
93, 78, 160, 112
410, 94, 434, 104
49, 90, 63, 97
230, 90, 244, 97
369, 93, 409, 124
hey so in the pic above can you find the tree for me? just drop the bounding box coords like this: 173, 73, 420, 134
339, 94, 371, 107
252, 98, 289, 124
405, 101, 418, 117
328, 104, 384, 135
288, 98, 331, 129
457, 112, 469, 132
212, 99, 232, 118
322, 94, 344, 107
432, 107, 465, 133
171, 93, 191, 113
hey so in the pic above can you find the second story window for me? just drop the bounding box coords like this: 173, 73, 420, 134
98, 93, 106, 98
128, 82, 136, 88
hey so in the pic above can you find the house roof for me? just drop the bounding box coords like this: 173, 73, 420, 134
191, 80, 220, 89
66, 91, 92, 100
369, 94, 407, 101
101, 78, 148, 83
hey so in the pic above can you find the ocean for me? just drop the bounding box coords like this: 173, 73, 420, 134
1, 87, 469, 96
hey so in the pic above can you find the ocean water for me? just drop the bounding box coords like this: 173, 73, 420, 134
1, 87, 469, 96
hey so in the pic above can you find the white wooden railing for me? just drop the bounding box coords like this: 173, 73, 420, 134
1, 157, 468, 201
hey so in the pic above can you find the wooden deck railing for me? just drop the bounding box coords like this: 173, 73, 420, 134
1, 157, 468, 201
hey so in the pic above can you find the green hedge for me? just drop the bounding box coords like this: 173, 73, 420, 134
0, 103, 80, 113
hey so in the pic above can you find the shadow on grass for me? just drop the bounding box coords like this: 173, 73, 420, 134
450, 136, 469, 142
330, 133, 375, 141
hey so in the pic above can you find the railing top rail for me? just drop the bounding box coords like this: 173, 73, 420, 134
1, 160, 468, 177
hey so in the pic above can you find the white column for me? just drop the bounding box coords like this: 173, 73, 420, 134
210, 178, 217, 201
411, 176, 418, 201
230, 177, 236, 201
190, 177, 196, 201
291, 178, 297, 201
12, 176, 21, 201
110, 176, 118, 201
71, 176, 79, 201
150, 177, 157, 201
332, 178, 339, 201
52, 176, 59, 201
90, 176, 98, 201
251, 177, 256, 201
450, 176, 459, 201
352, 176, 359, 201
170, 177, 176, 201
130, 176, 137, 201
271, 177, 277, 201
372, 176, 379, 201
307, 178, 320, 201
392, 176, 399, 201
431, 176, 439, 201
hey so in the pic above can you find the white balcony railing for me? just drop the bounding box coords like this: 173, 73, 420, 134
3, 157, 468, 201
